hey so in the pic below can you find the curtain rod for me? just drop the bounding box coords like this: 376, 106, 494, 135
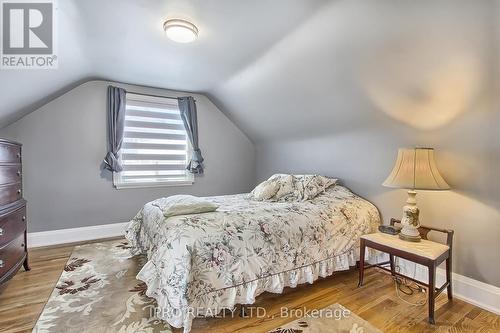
126, 91, 180, 100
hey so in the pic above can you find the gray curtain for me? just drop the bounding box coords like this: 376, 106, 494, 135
103, 86, 126, 172
178, 96, 204, 174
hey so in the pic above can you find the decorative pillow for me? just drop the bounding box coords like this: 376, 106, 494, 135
251, 178, 280, 200
251, 174, 337, 202
274, 175, 298, 201
294, 174, 337, 200
151, 195, 219, 218
275, 174, 337, 201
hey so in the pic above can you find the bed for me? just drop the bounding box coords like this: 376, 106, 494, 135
125, 184, 380, 332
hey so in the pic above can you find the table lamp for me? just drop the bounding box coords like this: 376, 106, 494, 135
383, 148, 450, 242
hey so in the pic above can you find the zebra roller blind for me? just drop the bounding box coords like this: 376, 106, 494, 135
113, 93, 193, 188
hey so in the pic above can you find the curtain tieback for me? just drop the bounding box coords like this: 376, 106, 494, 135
192, 149, 204, 162
104, 152, 123, 172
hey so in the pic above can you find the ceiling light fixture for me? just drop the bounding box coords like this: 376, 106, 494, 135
163, 19, 198, 43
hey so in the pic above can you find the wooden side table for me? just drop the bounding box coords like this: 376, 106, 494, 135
358, 219, 454, 324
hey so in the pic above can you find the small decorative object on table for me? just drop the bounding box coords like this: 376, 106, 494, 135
383, 147, 450, 242
378, 224, 401, 235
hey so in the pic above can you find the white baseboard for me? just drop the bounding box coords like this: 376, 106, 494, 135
396, 257, 500, 315
27, 222, 128, 248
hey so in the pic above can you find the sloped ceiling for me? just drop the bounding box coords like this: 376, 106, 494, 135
0, 0, 495, 143
0, 0, 327, 129
214, 0, 494, 142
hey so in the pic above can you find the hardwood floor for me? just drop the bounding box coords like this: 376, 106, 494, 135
0, 240, 498, 333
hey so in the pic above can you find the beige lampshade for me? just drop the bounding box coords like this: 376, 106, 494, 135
383, 148, 450, 190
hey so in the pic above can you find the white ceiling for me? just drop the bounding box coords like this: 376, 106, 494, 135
0, 0, 327, 128
0, 0, 495, 143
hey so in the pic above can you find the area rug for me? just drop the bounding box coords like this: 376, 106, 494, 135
267, 303, 382, 333
32, 240, 173, 333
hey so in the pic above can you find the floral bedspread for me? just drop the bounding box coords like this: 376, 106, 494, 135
125, 185, 380, 332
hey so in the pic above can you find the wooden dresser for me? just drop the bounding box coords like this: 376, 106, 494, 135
0, 139, 29, 286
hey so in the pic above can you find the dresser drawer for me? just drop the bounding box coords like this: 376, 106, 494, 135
0, 165, 22, 186
0, 233, 25, 277
0, 183, 22, 207
0, 206, 26, 247
0, 143, 21, 164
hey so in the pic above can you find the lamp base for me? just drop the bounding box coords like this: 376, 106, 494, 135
399, 190, 422, 242
399, 232, 421, 242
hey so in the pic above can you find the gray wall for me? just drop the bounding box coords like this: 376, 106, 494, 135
253, 1, 499, 287
256, 126, 500, 287
0, 80, 255, 232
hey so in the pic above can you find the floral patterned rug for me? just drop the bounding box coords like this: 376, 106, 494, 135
267, 303, 382, 333
32, 240, 173, 333
33, 240, 380, 333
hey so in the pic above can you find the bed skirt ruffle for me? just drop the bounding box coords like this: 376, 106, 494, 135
136, 246, 375, 333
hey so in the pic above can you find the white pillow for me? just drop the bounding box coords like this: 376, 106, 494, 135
151, 195, 219, 218
251, 179, 280, 200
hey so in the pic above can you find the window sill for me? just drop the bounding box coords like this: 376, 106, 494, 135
114, 180, 194, 190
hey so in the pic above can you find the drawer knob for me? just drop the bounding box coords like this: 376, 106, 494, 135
17, 189, 21, 194
0, 260, 3, 268
0, 227, 3, 236
16, 153, 20, 158
21, 243, 24, 247
17, 170, 21, 176
22, 216, 26, 221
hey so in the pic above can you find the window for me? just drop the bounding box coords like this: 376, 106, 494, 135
113, 93, 193, 189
